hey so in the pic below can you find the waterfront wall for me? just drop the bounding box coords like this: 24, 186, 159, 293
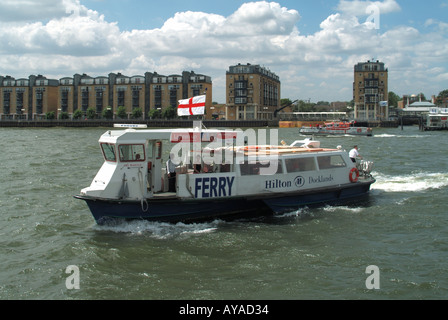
0, 119, 278, 128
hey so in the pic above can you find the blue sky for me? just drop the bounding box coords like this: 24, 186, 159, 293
0, 0, 447, 103
81, 0, 447, 34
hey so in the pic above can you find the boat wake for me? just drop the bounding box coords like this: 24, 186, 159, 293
321, 205, 365, 214
371, 171, 448, 193
93, 219, 221, 239
274, 207, 315, 219
373, 134, 426, 139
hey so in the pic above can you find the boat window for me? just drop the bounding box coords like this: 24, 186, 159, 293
119, 144, 146, 162
240, 160, 283, 176
317, 155, 346, 170
155, 141, 162, 160
100, 143, 117, 162
285, 157, 317, 173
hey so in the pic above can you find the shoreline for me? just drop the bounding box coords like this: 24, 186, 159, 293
0, 119, 400, 128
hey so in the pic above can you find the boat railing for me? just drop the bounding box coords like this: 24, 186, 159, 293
356, 160, 374, 178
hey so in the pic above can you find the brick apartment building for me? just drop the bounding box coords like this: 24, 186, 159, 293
0, 71, 212, 120
353, 60, 389, 120
226, 63, 281, 120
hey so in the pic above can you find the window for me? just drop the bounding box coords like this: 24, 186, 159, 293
101, 143, 117, 162
240, 160, 283, 176
317, 155, 346, 170
285, 157, 317, 172
119, 144, 145, 162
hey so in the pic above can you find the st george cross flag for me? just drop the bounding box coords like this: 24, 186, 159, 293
178, 95, 206, 116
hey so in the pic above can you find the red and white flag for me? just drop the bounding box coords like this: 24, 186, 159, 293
178, 95, 206, 116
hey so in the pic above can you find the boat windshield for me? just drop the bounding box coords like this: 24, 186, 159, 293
101, 143, 117, 162
119, 144, 146, 162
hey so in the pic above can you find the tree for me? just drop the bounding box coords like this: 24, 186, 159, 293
148, 109, 162, 119
388, 92, 401, 108
46, 111, 55, 120
436, 89, 448, 105
59, 112, 70, 120
116, 106, 127, 119
73, 109, 83, 119
86, 107, 96, 119
162, 106, 177, 119
280, 98, 293, 107
297, 100, 315, 112
102, 107, 113, 119
131, 108, 143, 119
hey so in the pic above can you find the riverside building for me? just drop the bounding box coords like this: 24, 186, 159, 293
226, 63, 281, 120
353, 60, 389, 121
0, 71, 212, 120
0, 75, 59, 120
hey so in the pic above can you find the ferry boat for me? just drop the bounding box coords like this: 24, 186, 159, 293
422, 108, 448, 131
75, 126, 375, 224
300, 121, 373, 137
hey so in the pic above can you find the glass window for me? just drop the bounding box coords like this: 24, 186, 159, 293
101, 143, 116, 162
119, 144, 145, 162
285, 157, 317, 173
240, 160, 283, 176
317, 155, 346, 170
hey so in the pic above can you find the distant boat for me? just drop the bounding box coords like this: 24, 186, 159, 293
75, 127, 375, 225
422, 108, 448, 131
300, 121, 373, 137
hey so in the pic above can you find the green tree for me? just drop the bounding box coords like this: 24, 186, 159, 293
73, 109, 83, 119
102, 107, 113, 119
117, 106, 127, 119
162, 106, 177, 119
297, 100, 315, 112
388, 92, 401, 108
131, 107, 143, 119
46, 111, 56, 120
59, 112, 70, 120
148, 109, 162, 119
86, 107, 96, 119
436, 89, 448, 105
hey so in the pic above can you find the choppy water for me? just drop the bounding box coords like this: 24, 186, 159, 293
0, 126, 447, 301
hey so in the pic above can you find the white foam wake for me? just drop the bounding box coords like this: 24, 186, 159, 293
94, 220, 221, 239
373, 134, 426, 139
372, 172, 448, 192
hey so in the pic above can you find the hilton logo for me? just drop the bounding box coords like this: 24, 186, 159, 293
294, 176, 305, 188
265, 176, 306, 190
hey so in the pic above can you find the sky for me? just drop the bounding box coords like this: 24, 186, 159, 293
0, 0, 447, 104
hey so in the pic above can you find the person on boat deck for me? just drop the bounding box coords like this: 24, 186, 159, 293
166, 153, 177, 192
349, 145, 363, 163
193, 155, 202, 174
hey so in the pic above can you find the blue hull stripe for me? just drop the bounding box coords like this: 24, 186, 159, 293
75, 181, 374, 224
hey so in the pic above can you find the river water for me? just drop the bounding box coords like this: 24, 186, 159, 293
0, 125, 447, 301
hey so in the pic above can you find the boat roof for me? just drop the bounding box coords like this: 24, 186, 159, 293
100, 128, 240, 144
99, 127, 341, 156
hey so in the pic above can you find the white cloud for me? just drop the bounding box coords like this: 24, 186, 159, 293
337, 0, 401, 16
0, 0, 446, 103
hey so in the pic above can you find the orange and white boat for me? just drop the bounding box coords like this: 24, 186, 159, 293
300, 121, 373, 137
